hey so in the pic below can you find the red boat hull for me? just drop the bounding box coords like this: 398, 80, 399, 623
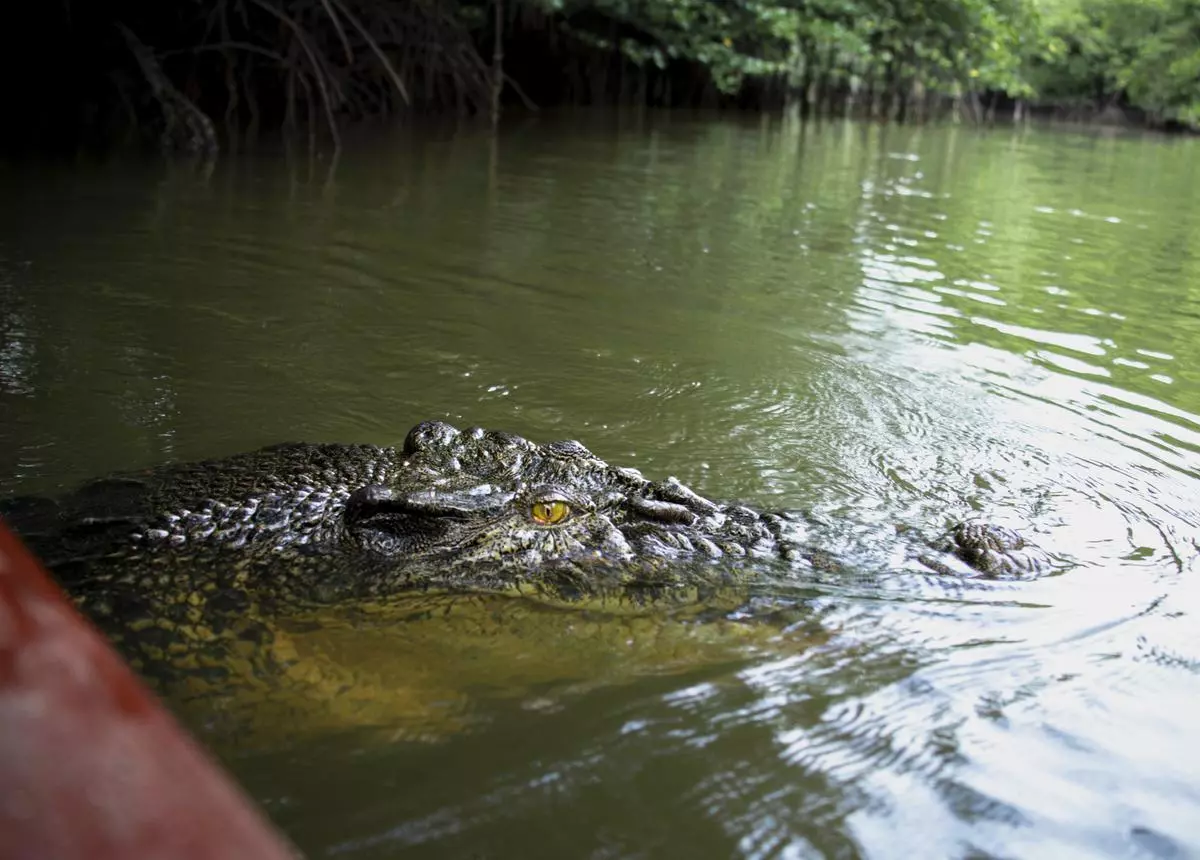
0, 520, 297, 860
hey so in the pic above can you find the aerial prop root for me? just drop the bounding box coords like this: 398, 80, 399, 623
127, 0, 499, 150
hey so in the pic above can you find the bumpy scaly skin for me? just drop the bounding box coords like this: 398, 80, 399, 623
922, 521, 1052, 579
5, 420, 1055, 602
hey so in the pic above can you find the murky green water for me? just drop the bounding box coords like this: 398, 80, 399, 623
3, 114, 1199, 857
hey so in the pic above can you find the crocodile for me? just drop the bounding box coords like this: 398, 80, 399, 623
0, 420, 1056, 740
7, 419, 1052, 585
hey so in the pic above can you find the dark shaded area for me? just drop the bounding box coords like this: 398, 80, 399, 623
5, 0, 1196, 157
4, 0, 491, 155
0, 0, 740, 157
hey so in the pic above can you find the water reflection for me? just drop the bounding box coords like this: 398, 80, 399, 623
253, 570, 1199, 857
1, 116, 1199, 856
0, 260, 36, 397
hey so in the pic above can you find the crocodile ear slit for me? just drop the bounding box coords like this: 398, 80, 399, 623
627, 496, 699, 526
344, 485, 398, 526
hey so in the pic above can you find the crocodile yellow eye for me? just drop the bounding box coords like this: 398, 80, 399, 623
530, 500, 570, 525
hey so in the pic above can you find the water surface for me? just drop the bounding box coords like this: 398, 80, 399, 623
2, 114, 1198, 858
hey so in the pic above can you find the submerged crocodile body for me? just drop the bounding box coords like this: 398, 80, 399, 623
6, 420, 1051, 596
0, 420, 1057, 738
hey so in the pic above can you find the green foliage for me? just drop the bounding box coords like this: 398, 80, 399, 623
521, 0, 1046, 97
1030, 0, 1200, 122
530, 0, 800, 91
518, 0, 1200, 124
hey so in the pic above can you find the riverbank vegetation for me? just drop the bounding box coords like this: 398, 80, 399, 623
3, 0, 1196, 154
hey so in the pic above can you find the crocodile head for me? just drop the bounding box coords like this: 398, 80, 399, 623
341, 421, 799, 593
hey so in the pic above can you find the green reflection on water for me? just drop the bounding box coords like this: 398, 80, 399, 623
1, 120, 1197, 494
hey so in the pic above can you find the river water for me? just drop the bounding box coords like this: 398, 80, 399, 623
2, 114, 1198, 858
